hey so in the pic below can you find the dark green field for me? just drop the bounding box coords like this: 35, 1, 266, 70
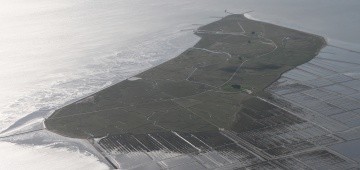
45, 14, 325, 138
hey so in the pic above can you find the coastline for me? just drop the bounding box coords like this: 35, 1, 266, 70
3, 12, 360, 169
245, 13, 360, 52
40, 15, 334, 168
46, 15, 324, 137
1, 1, 360, 168
3, 13, 330, 170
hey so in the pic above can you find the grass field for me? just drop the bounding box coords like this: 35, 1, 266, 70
45, 14, 325, 139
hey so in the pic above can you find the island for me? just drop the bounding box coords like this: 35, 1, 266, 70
45, 14, 337, 169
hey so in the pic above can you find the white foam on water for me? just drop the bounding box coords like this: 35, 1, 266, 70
127, 77, 142, 81
244, 13, 259, 21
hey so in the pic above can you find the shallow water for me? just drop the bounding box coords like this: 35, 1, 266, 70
1, 0, 360, 169
0, 142, 109, 170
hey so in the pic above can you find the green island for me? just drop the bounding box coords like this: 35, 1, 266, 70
45, 14, 325, 139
